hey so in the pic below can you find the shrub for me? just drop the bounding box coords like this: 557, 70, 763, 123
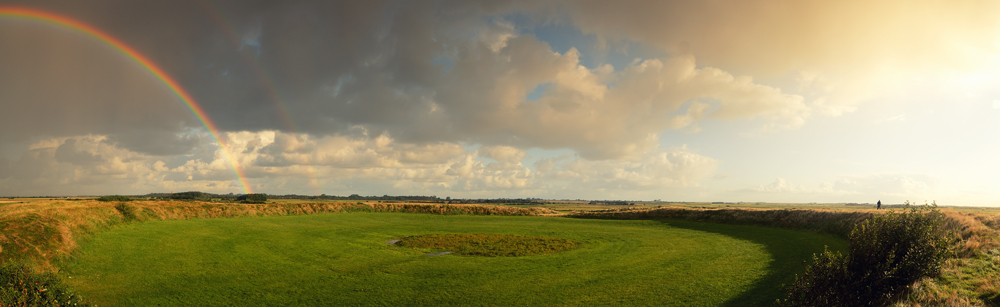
114, 203, 139, 222
781, 203, 955, 306
237, 193, 267, 204
96, 195, 131, 202
0, 262, 88, 306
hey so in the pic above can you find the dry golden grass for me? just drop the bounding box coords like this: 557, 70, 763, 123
891, 210, 1000, 306
0, 199, 557, 270
572, 206, 877, 237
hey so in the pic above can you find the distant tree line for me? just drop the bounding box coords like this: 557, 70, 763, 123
448, 198, 544, 205
265, 194, 547, 205
144, 191, 248, 202
167, 191, 208, 200
123, 192, 450, 203
97, 195, 132, 202
268, 194, 444, 202
589, 201, 636, 206
237, 193, 268, 204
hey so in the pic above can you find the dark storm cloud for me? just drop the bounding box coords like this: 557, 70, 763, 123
1, 1, 204, 154
0, 157, 9, 179
106, 129, 204, 156
4, 0, 435, 149
0, 0, 506, 147
54, 139, 102, 165
6, 148, 54, 181
2, 0, 803, 161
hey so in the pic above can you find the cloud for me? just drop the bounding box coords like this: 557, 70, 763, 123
832, 174, 938, 197
321, 30, 807, 159
0, 136, 168, 195
0, 14, 197, 150
1, 1, 814, 164
251, 131, 467, 169
54, 138, 104, 166
562, 0, 1000, 117
738, 174, 939, 203
0, 129, 723, 198
565, 0, 1000, 75
480, 145, 526, 162
106, 130, 205, 156
535, 146, 719, 190
0, 157, 9, 179
15, 1, 973, 199
750, 178, 802, 193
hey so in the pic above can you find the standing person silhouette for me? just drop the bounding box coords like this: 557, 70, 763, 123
877, 200, 881, 210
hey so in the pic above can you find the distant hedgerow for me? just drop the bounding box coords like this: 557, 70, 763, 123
237, 193, 268, 204
169, 191, 206, 200
780, 203, 956, 307
96, 195, 131, 202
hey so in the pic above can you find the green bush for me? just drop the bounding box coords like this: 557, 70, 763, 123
114, 203, 139, 222
781, 203, 954, 306
237, 193, 267, 204
0, 262, 88, 306
96, 195, 131, 202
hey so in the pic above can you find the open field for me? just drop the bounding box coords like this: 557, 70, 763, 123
60, 213, 846, 306
507, 201, 1000, 214
504, 201, 895, 213
0, 199, 556, 268
3, 198, 1000, 306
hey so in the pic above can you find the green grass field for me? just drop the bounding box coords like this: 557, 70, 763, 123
60, 213, 846, 306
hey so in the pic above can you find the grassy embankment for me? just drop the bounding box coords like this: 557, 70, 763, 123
61, 213, 844, 306
0, 199, 556, 305
0, 199, 555, 268
572, 206, 1000, 306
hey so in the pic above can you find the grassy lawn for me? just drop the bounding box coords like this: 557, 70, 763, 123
61, 213, 846, 306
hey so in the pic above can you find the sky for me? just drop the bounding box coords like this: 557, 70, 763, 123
1, 0, 999, 205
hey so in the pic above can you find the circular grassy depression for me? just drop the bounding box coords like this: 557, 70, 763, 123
63, 213, 848, 306
396, 233, 581, 256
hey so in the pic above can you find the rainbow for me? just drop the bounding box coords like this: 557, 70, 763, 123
0, 7, 253, 194
196, 1, 326, 195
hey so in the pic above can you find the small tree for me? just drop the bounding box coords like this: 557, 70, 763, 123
781, 202, 955, 306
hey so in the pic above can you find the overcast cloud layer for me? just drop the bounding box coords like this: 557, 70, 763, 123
1, 1, 998, 205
